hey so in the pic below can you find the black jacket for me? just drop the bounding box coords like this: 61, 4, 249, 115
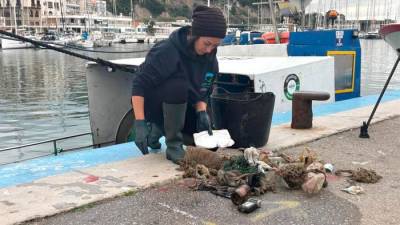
131, 26, 219, 104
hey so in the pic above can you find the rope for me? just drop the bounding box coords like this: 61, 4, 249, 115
0, 35, 23, 41
64, 44, 150, 53
47, 41, 150, 54
0, 30, 138, 73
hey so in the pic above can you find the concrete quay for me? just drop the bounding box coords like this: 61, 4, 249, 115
1, 98, 400, 225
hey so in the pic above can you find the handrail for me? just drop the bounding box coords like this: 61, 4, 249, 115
0, 132, 92, 156
0, 135, 125, 166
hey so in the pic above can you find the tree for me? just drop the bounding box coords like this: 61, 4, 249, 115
140, 0, 165, 17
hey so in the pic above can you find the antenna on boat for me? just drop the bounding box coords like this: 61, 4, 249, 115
360, 49, 400, 138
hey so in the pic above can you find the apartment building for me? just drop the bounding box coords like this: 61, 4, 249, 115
0, 0, 134, 33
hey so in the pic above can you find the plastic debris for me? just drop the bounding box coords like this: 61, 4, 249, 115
299, 147, 318, 166
231, 184, 251, 205
83, 175, 99, 183
279, 152, 296, 163
197, 182, 234, 199
306, 162, 324, 171
244, 147, 259, 166
278, 163, 306, 189
302, 172, 326, 194
193, 129, 234, 149
257, 161, 273, 174
238, 198, 262, 213
324, 163, 334, 173
267, 156, 284, 166
195, 164, 210, 180
341, 186, 364, 195
352, 161, 369, 166
377, 150, 386, 156
335, 168, 382, 183
223, 155, 258, 174
253, 172, 277, 195
182, 147, 225, 170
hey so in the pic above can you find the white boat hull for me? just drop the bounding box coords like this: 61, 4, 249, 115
380, 24, 400, 51
69, 40, 94, 49
0, 38, 34, 49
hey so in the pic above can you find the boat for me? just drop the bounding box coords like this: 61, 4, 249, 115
0, 36, 35, 49
84, 29, 361, 146
69, 39, 95, 49
0, 30, 36, 49
363, 31, 381, 39
92, 31, 113, 47
380, 23, 400, 51
38, 32, 72, 48
68, 32, 94, 49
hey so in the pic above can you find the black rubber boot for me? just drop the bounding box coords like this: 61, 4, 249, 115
148, 123, 162, 149
163, 102, 187, 164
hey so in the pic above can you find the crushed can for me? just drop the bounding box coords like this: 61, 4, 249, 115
238, 198, 262, 213
231, 184, 251, 205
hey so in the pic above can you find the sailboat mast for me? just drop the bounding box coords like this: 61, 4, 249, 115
268, 0, 279, 43
372, 0, 375, 31
59, 0, 65, 32
13, 1, 17, 33
227, 0, 230, 27
130, 0, 134, 26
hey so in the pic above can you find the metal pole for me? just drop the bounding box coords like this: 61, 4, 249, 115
227, 0, 230, 28
248, 7, 250, 29
131, 0, 134, 27
208, 0, 210, 7
301, 0, 305, 28
268, 0, 280, 43
360, 54, 400, 138
59, 0, 65, 32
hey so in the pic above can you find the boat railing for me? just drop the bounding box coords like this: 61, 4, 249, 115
0, 132, 94, 166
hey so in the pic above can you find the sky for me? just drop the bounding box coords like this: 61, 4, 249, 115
306, 0, 400, 21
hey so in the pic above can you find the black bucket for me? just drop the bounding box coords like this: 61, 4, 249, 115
210, 91, 275, 148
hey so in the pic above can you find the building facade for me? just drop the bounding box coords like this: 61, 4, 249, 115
0, 0, 42, 31
0, 0, 133, 33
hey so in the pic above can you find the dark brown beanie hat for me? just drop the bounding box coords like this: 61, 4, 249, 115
192, 5, 227, 39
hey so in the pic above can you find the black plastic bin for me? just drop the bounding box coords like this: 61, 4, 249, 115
210, 91, 275, 148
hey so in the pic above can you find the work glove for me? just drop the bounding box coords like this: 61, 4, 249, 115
196, 111, 213, 135
134, 120, 149, 155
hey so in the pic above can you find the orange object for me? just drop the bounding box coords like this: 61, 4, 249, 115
328, 10, 338, 18
279, 31, 290, 43
262, 31, 290, 44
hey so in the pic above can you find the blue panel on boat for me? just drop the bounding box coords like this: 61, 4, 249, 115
288, 29, 362, 101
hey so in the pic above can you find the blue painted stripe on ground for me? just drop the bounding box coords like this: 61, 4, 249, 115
271, 90, 400, 125
1, 90, 400, 188
0, 138, 166, 188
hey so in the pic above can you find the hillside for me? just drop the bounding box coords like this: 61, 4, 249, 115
107, 0, 260, 24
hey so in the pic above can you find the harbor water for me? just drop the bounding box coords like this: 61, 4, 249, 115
0, 40, 399, 164
0, 44, 149, 164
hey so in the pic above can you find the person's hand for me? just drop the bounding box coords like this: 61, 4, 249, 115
196, 111, 213, 135
134, 120, 149, 154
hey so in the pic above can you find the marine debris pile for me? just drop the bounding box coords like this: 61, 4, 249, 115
180, 146, 382, 212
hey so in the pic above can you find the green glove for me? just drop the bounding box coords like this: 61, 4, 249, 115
134, 120, 149, 155
196, 111, 213, 135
